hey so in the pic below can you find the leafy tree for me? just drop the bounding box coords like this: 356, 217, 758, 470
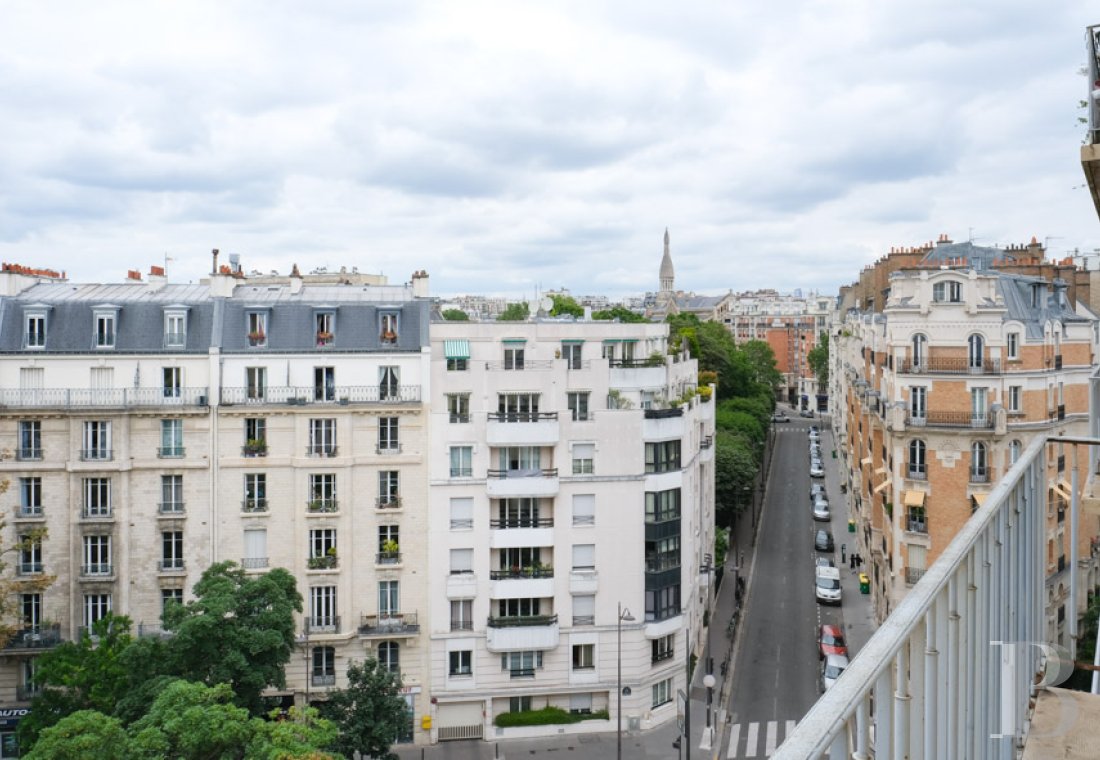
497, 302, 530, 321
440, 308, 469, 321
22, 710, 133, 760
321, 658, 408, 760
251, 706, 341, 760
592, 306, 647, 323
714, 433, 757, 528
163, 562, 302, 714
549, 294, 584, 317
716, 410, 765, 454
807, 333, 829, 389
127, 681, 259, 759
739, 339, 782, 393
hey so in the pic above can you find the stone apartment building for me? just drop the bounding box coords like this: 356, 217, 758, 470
831, 239, 1100, 643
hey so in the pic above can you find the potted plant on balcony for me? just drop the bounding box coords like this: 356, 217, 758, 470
309, 548, 338, 569
380, 539, 400, 563
244, 438, 267, 456
381, 329, 397, 343
247, 330, 266, 344
316, 331, 333, 346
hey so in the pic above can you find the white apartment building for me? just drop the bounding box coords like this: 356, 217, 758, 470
426, 319, 715, 743
0, 263, 433, 744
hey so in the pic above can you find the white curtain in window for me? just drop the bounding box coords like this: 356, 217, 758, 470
244, 529, 267, 559
573, 595, 595, 618
450, 548, 473, 573
572, 494, 595, 525
572, 544, 595, 570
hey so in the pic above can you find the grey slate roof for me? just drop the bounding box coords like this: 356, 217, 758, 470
919, 241, 1021, 271
997, 274, 1087, 339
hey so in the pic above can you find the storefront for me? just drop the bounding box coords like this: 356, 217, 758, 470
0, 708, 28, 758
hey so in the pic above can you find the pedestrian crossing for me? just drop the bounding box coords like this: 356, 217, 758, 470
725, 719, 798, 758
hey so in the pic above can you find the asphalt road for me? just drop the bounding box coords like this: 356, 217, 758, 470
719, 418, 844, 758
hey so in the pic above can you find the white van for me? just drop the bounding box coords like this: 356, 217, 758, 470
815, 566, 842, 605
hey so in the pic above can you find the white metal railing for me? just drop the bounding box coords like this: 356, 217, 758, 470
219, 385, 421, 405
773, 435, 1046, 760
0, 387, 209, 408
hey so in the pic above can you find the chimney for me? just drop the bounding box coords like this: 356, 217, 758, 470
147, 265, 167, 292
212, 248, 219, 275
411, 270, 430, 298
126, 269, 142, 281
289, 262, 303, 295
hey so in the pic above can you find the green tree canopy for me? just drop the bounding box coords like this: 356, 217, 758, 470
714, 432, 758, 528
497, 302, 530, 321
22, 710, 133, 760
592, 306, 647, 323
740, 339, 782, 393
321, 658, 408, 760
440, 308, 469, 321
128, 681, 258, 759
807, 333, 829, 389
549, 294, 584, 317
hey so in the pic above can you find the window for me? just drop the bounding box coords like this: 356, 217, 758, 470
19, 477, 42, 517
379, 417, 399, 452
162, 367, 182, 398
447, 394, 470, 423
308, 474, 337, 512
308, 418, 337, 457
562, 342, 583, 369
909, 387, 926, 420
1007, 331, 1020, 359
25, 313, 47, 348
908, 440, 926, 479
509, 696, 532, 713
572, 544, 595, 571
967, 334, 984, 370
652, 677, 673, 708
497, 598, 541, 618
312, 646, 336, 685
645, 535, 680, 573
18, 420, 42, 460
378, 471, 400, 507
378, 641, 400, 674
1008, 385, 1022, 413
314, 366, 335, 402
83, 478, 112, 518
450, 599, 473, 631
82, 420, 112, 460
911, 334, 927, 368
247, 313, 267, 346
21, 366, 44, 392
568, 391, 590, 421
971, 442, 989, 482
378, 525, 400, 564
572, 494, 595, 526
450, 497, 474, 530
82, 594, 111, 628
570, 693, 594, 715
379, 581, 400, 616
243, 529, 268, 569
160, 419, 184, 457
497, 393, 539, 421
82, 535, 112, 576
645, 440, 681, 473
907, 503, 927, 533
244, 474, 267, 512
971, 387, 988, 423
498, 498, 541, 528
572, 644, 595, 670
447, 357, 468, 371
154, 473, 179, 513
450, 548, 474, 575
645, 489, 681, 522
309, 529, 337, 567
380, 313, 399, 344
246, 367, 267, 400
161, 588, 184, 616
165, 312, 186, 347
502, 650, 542, 677
1009, 439, 1022, 464
573, 595, 595, 626
315, 312, 335, 347
244, 417, 266, 455
448, 445, 473, 478
309, 586, 338, 630
645, 584, 680, 622
932, 280, 962, 303
19, 534, 42, 575
161, 531, 184, 570
503, 345, 525, 370
652, 634, 675, 663
379, 366, 399, 401
572, 443, 594, 474
498, 446, 541, 473
94, 312, 116, 348
449, 650, 473, 676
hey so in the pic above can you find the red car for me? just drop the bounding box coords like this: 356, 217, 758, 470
817, 624, 848, 660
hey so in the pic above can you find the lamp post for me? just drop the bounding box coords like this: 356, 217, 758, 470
617, 603, 635, 760
703, 673, 716, 742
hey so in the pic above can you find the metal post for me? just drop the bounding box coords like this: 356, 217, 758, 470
685, 640, 692, 760
1070, 445, 1079, 661
617, 602, 623, 760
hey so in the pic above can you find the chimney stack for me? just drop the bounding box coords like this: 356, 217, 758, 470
212, 248, 220, 275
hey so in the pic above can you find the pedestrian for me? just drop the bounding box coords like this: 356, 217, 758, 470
849, 553, 856, 570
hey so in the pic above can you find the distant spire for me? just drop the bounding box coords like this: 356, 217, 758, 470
660, 228, 675, 294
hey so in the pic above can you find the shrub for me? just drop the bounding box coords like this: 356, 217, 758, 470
494, 706, 610, 727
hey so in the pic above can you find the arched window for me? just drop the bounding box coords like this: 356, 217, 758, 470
971, 442, 988, 482
911, 334, 927, 370
1009, 440, 1022, 465
908, 440, 926, 479
378, 641, 400, 674
968, 334, 984, 371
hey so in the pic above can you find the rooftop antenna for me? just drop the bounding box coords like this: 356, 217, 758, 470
164, 252, 174, 277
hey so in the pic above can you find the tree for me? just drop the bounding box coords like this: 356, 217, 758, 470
739, 339, 782, 394
497, 302, 530, 321
440, 308, 469, 321
127, 681, 260, 759
163, 562, 302, 714
714, 433, 758, 528
251, 706, 341, 760
22, 710, 133, 760
549, 294, 583, 318
592, 306, 647, 323
807, 333, 830, 389
321, 658, 408, 760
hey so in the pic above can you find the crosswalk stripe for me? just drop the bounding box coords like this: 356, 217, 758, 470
744, 722, 758, 757
726, 723, 741, 758
764, 721, 778, 755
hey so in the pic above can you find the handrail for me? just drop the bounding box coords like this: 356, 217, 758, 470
220, 385, 421, 405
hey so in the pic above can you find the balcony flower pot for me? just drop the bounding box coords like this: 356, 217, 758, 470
381, 330, 397, 343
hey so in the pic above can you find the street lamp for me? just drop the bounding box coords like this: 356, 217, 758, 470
617, 603, 635, 760
703, 673, 716, 740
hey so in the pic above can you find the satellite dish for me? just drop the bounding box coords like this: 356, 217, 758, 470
539, 297, 553, 313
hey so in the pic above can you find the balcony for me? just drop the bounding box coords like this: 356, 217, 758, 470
906, 518, 928, 534
16, 685, 41, 702
359, 612, 420, 637
906, 468, 927, 481
16, 562, 43, 576
485, 360, 554, 371
898, 357, 1001, 375
80, 563, 114, 577
17, 505, 43, 519
969, 468, 990, 484
80, 508, 113, 520
241, 557, 269, 570
490, 567, 555, 599
157, 558, 185, 572
509, 668, 536, 679
3, 625, 61, 651
242, 499, 268, 514
376, 552, 402, 566
304, 616, 341, 634
242, 442, 268, 457
376, 443, 402, 455
486, 413, 560, 446
485, 614, 559, 652
164, 331, 186, 347
489, 519, 554, 549
489, 566, 554, 580
376, 496, 402, 510
157, 446, 185, 458
80, 448, 114, 462
307, 555, 339, 570
904, 566, 926, 585
572, 615, 595, 626
311, 673, 336, 687
0, 387, 209, 409
306, 445, 339, 458
220, 385, 421, 406
158, 501, 185, 515
16, 447, 42, 461
486, 468, 559, 499
451, 619, 474, 632
905, 411, 993, 429
610, 363, 668, 392
306, 499, 338, 514
316, 331, 334, 348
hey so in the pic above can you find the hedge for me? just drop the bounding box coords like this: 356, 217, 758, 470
494, 707, 610, 727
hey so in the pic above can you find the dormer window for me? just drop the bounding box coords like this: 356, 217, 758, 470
24, 312, 47, 349
380, 313, 399, 345
247, 313, 267, 347
164, 310, 188, 348
93, 309, 118, 348
316, 312, 335, 347
932, 281, 962, 303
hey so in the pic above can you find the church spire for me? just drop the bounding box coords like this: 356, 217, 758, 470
659, 228, 675, 294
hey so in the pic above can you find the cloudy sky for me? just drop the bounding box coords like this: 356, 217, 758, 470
1, 1, 1098, 300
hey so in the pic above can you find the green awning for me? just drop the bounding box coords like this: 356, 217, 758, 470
443, 340, 470, 359
502, 338, 527, 343
561, 339, 585, 344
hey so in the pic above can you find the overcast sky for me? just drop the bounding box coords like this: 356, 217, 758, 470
1, 1, 1098, 300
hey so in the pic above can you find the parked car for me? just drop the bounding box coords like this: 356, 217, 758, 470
812, 498, 831, 522
821, 653, 850, 691
815, 556, 836, 569
808, 425, 820, 435
817, 624, 848, 660
810, 460, 825, 478
809, 484, 826, 503
809, 444, 823, 458
771, 412, 790, 423
815, 566, 842, 605
814, 529, 835, 552
800, 409, 815, 418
